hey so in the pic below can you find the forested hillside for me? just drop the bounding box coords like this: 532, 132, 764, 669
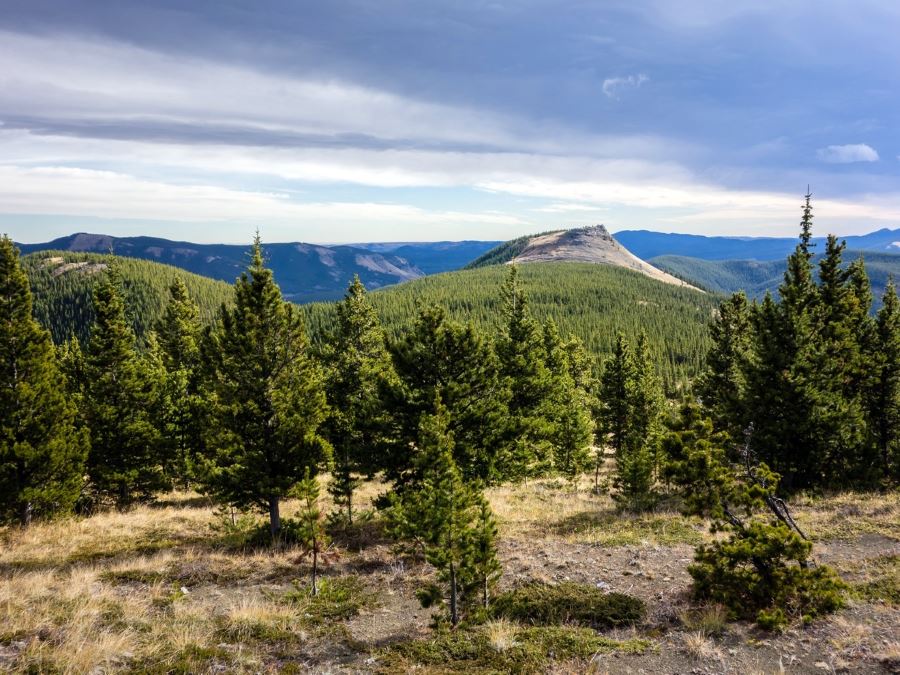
23, 251, 232, 344
652, 249, 900, 303
304, 262, 718, 388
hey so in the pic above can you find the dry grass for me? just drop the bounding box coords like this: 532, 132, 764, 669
681, 629, 721, 662
792, 491, 900, 542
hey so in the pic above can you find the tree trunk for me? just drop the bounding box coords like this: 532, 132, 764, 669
20, 501, 32, 528
449, 562, 459, 626
312, 541, 319, 596
347, 489, 353, 525
268, 496, 281, 543
482, 575, 489, 609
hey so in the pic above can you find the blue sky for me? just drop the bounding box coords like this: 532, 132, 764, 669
2, 0, 900, 243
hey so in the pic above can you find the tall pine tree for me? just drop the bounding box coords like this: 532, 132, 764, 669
200, 236, 330, 540
0, 236, 88, 525
83, 261, 165, 508
869, 278, 900, 480
322, 276, 396, 523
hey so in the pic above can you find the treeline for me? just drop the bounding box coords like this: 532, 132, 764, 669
23, 251, 233, 345
698, 194, 900, 489
304, 262, 718, 390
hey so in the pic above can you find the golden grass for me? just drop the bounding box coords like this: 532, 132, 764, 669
792, 491, 900, 542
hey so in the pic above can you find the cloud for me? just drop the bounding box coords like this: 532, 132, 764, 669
816, 144, 879, 164
602, 74, 649, 99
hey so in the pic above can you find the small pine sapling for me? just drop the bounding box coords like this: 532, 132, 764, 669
293, 467, 330, 596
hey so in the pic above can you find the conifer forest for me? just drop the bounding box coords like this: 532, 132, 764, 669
2, 196, 899, 673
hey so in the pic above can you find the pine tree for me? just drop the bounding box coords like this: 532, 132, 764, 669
83, 261, 165, 508
293, 467, 329, 596
322, 276, 396, 523
496, 266, 554, 478
390, 400, 482, 626
870, 278, 900, 480
152, 279, 210, 486
696, 292, 751, 443
0, 236, 88, 525
200, 235, 330, 541
468, 494, 501, 610
390, 305, 508, 484
543, 319, 594, 480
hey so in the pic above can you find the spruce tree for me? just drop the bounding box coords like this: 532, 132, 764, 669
0, 236, 88, 525
468, 494, 501, 610
200, 236, 330, 540
390, 305, 508, 484
543, 319, 594, 480
83, 261, 165, 508
389, 400, 483, 625
870, 279, 900, 480
322, 276, 396, 523
152, 278, 209, 486
496, 266, 554, 478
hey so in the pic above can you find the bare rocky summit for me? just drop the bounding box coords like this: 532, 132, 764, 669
510, 225, 702, 291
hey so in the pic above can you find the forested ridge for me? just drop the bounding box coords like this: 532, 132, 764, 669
304, 262, 718, 389
653, 249, 900, 303
23, 251, 233, 344
1, 195, 899, 669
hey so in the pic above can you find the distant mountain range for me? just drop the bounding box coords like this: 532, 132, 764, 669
18, 233, 499, 303
614, 227, 900, 261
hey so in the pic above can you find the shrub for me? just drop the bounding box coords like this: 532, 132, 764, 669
378, 624, 648, 673
283, 575, 376, 624
689, 521, 846, 629
489, 582, 645, 628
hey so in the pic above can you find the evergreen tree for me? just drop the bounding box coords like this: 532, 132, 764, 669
542, 319, 594, 480
389, 400, 483, 626
496, 266, 554, 478
200, 236, 330, 540
869, 279, 900, 480
0, 236, 88, 525
696, 292, 751, 443
151, 278, 207, 487
468, 494, 502, 610
390, 305, 508, 484
322, 276, 396, 523
83, 261, 165, 508
293, 467, 329, 596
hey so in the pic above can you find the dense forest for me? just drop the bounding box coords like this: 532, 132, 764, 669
23, 251, 233, 344
304, 262, 718, 389
653, 249, 900, 303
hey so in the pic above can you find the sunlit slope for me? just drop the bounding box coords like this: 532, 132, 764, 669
305, 262, 718, 387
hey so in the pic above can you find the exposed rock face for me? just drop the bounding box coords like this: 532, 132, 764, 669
510, 225, 702, 291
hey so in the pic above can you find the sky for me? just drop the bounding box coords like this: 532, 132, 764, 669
2, 0, 900, 244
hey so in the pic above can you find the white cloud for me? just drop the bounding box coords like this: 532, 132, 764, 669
602, 74, 649, 99
816, 143, 879, 164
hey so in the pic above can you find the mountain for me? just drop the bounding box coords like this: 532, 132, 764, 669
466, 225, 701, 291
18, 233, 433, 303
350, 240, 500, 274
615, 227, 900, 261
651, 250, 900, 305
304, 261, 717, 388
23, 250, 233, 345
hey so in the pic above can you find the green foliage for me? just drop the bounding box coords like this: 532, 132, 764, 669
489, 582, 646, 628
389, 305, 509, 484
291, 467, 330, 595
284, 575, 377, 624
23, 250, 232, 345
597, 332, 664, 509
689, 523, 846, 629
387, 400, 500, 625
321, 276, 398, 522
304, 262, 717, 390
380, 624, 648, 674
0, 236, 88, 525
198, 236, 330, 540
700, 194, 900, 489
82, 262, 166, 509
665, 403, 846, 629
